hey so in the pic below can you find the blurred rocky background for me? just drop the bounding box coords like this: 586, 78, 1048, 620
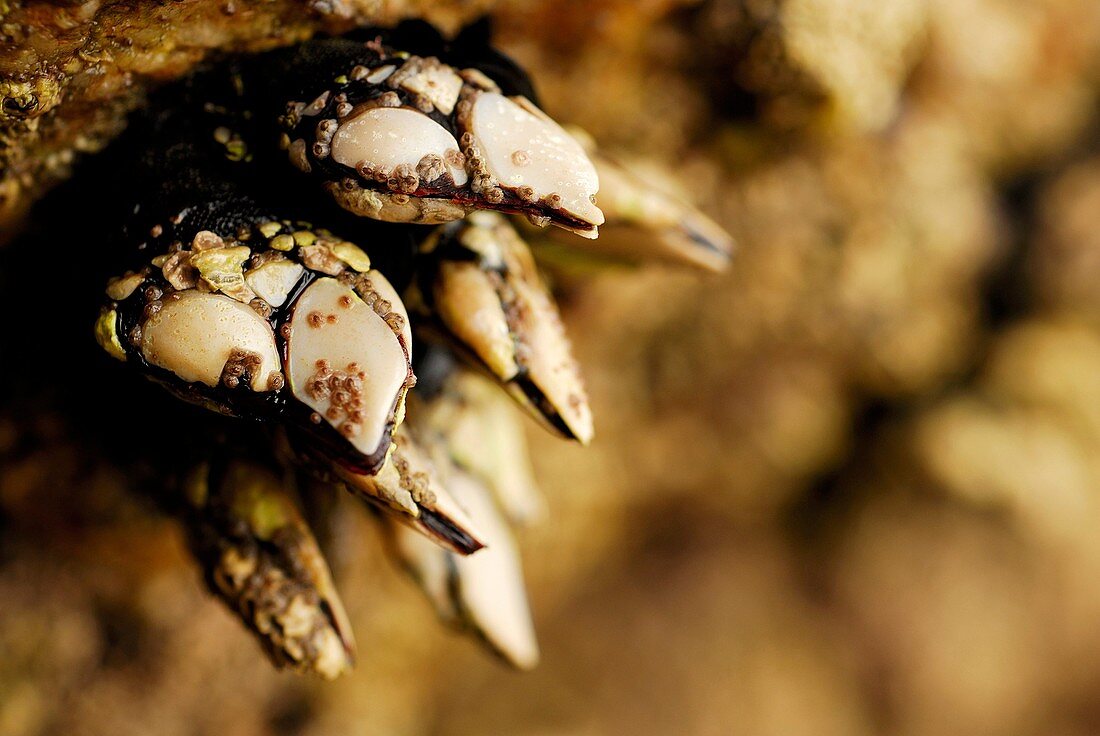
5, 0, 1100, 734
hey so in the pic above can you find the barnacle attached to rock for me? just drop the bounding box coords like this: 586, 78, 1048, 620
86, 24, 731, 678
101, 221, 414, 477
276, 39, 605, 238
416, 211, 594, 443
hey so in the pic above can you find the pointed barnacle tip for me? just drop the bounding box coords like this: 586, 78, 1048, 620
581, 200, 605, 228
512, 645, 541, 671
566, 407, 595, 445
703, 249, 734, 274
678, 217, 736, 272
577, 226, 599, 240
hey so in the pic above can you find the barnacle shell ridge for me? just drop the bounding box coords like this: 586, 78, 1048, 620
469, 93, 603, 232
286, 277, 409, 463
362, 268, 412, 357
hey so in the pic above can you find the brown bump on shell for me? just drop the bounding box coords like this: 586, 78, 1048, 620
220, 349, 263, 390
192, 230, 225, 251
385, 313, 405, 333
416, 153, 446, 183
161, 251, 199, 290
299, 245, 346, 275
445, 149, 465, 168
249, 298, 273, 319
392, 163, 419, 194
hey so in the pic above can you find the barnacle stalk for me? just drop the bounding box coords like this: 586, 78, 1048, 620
184, 458, 355, 679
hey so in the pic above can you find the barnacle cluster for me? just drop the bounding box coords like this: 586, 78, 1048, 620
78, 27, 731, 678
278, 44, 602, 235
6, 0, 1100, 734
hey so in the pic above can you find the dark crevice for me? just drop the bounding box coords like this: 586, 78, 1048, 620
782, 396, 895, 550
783, 123, 1100, 550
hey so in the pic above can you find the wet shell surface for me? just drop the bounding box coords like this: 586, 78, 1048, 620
331, 107, 468, 187
447, 471, 539, 670
141, 291, 281, 391
423, 213, 593, 443
507, 274, 594, 444
336, 435, 488, 555
469, 93, 603, 230
281, 45, 606, 236
389, 470, 539, 670
392, 58, 463, 115
287, 278, 409, 460
245, 260, 305, 307
433, 260, 517, 379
